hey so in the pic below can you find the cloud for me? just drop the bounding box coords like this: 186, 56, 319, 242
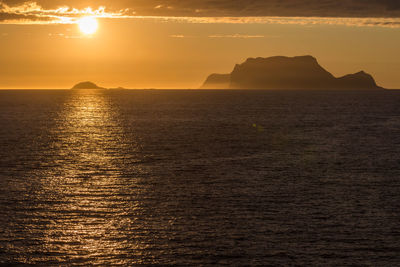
208, 34, 265, 38
169, 34, 185, 38
0, 1, 135, 24
170, 34, 268, 39
384, 0, 400, 10
156, 16, 400, 28
1, 0, 400, 27
3, 0, 400, 18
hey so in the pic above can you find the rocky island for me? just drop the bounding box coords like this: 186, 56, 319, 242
201, 56, 383, 90
71, 81, 105, 90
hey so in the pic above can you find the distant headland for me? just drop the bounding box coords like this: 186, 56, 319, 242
201, 56, 384, 90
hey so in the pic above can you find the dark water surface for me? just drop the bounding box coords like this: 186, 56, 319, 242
1, 89, 400, 265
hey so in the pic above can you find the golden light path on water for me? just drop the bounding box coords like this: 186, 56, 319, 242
30, 90, 148, 265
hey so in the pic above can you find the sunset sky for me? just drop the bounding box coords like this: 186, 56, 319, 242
1, 0, 400, 89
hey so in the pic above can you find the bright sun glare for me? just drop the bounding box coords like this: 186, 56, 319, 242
78, 17, 98, 35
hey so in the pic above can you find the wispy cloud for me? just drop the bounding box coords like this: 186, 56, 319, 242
48, 32, 87, 39
167, 16, 400, 28
0, 1, 135, 24
169, 34, 185, 38
208, 34, 265, 38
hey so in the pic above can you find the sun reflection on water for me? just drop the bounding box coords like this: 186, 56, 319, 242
32, 90, 147, 265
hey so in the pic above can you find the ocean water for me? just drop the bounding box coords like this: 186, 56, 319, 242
1, 89, 400, 265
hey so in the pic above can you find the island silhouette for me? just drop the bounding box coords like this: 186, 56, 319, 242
71, 81, 105, 89
71, 82, 127, 90
201, 55, 384, 90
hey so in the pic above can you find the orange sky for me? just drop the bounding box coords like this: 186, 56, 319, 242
1, 1, 400, 89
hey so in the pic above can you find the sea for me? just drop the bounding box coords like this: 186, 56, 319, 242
1, 89, 400, 265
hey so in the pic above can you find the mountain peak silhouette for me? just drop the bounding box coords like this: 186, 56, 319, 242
201, 56, 383, 90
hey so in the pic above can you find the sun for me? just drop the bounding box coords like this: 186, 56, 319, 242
78, 17, 98, 35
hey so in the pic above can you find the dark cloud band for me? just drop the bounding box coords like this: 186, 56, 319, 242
2, 0, 400, 17
1, 0, 400, 24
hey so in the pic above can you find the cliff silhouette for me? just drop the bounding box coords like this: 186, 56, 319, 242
201, 56, 383, 90
201, 74, 231, 89
71, 81, 105, 89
